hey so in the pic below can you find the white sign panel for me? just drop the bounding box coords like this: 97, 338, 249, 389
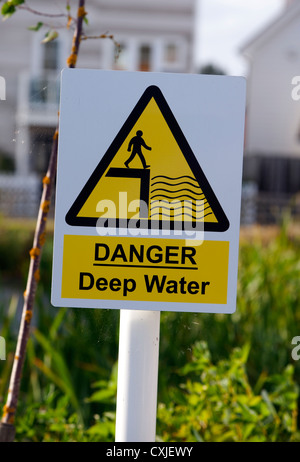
51, 69, 246, 313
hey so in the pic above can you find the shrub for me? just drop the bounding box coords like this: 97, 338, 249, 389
157, 341, 300, 442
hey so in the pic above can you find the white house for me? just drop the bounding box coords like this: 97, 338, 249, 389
241, 0, 300, 199
0, 0, 197, 175
0, 0, 197, 215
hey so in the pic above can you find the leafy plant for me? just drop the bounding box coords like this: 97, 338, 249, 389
14, 392, 114, 442
157, 341, 300, 442
1, 219, 300, 441
1, 1, 25, 20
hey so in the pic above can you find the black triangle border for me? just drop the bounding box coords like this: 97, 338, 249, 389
65, 85, 230, 232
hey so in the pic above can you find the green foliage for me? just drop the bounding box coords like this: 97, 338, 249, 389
199, 63, 226, 75
14, 393, 115, 442
235, 227, 300, 385
157, 342, 299, 442
28, 22, 43, 32
42, 30, 59, 44
1, 0, 24, 19
0, 218, 53, 285
159, 225, 300, 390
0, 221, 300, 441
85, 363, 118, 406
1, 1, 60, 44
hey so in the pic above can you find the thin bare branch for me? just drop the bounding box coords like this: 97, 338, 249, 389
81, 32, 121, 61
18, 4, 71, 19
0, 0, 86, 443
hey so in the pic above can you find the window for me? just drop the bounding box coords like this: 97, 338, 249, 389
161, 39, 187, 72
29, 75, 60, 106
30, 127, 54, 174
114, 43, 129, 70
139, 45, 152, 72
43, 40, 59, 71
164, 43, 177, 64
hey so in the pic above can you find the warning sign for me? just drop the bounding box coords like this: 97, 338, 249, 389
61, 235, 229, 304
66, 85, 229, 232
51, 69, 246, 314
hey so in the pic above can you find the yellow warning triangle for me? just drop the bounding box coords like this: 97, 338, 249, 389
66, 86, 229, 232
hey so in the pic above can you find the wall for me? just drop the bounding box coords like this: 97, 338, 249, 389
244, 14, 300, 158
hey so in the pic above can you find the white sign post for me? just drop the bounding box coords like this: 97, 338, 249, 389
52, 69, 246, 442
115, 310, 160, 442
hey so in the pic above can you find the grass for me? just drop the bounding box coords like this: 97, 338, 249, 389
0, 218, 300, 441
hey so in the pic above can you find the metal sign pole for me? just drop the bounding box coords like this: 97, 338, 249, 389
115, 309, 160, 442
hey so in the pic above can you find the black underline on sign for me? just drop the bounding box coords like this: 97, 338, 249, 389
93, 263, 198, 270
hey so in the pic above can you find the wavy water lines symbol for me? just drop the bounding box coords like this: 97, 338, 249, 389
149, 175, 215, 221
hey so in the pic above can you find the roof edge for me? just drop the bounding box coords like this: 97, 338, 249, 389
240, 2, 300, 59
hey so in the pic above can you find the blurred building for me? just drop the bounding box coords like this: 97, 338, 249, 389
83, 0, 197, 74
0, 0, 197, 215
241, 0, 300, 222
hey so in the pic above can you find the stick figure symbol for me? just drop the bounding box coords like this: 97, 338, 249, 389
125, 130, 151, 169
